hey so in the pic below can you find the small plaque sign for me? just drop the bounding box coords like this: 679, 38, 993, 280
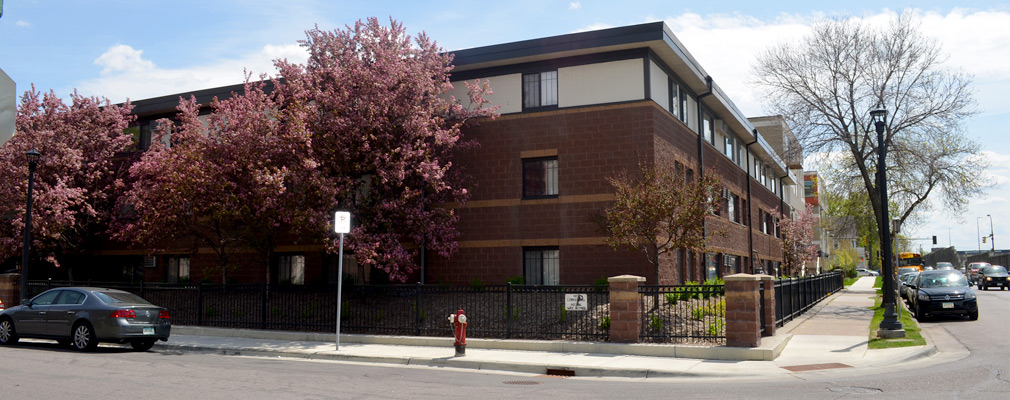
564, 294, 588, 311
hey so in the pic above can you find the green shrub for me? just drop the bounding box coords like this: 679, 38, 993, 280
505, 276, 525, 285
557, 305, 568, 324
599, 316, 611, 330
469, 279, 486, 292
648, 315, 663, 331
664, 292, 679, 305
707, 319, 725, 336
204, 306, 217, 318
593, 276, 609, 287
503, 306, 521, 321
372, 310, 385, 323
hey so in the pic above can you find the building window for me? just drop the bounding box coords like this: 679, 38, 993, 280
727, 193, 738, 223
702, 111, 714, 144
524, 247, 559, 285
277, 254, 305, 285
523, 71, 558, 109
669, 80, 680, 119
680, 87, 690, 124
167, 256, 190, 283
523, 157, 558, 198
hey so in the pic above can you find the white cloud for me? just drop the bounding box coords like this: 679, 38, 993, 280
569, 2, 581, 10
16, 20, 30, 28
77, 43, 308, 102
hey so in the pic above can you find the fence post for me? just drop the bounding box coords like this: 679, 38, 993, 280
607, 275, 644, 343
725, 273, 762, 347
196, 282, 203, 327
415, 282, 422, 336
758, 274, 776, 336
506, 282, 513, 339
139, 280, 145, 299
261, 283, 268, 330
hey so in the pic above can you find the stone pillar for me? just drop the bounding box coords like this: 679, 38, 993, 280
724, 273, 761, 347
608, 275, 645, 343
758, 274, 776, 336
0, 273, 19, 306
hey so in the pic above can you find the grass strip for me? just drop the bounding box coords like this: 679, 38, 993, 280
868, 290, 926, 349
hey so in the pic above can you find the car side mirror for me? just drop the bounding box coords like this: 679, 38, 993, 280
21, 298, 30, 307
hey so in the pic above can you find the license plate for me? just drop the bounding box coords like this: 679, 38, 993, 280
143, 327, 155, 335
942, 302, 954, 309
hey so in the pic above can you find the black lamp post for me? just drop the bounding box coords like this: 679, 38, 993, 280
988, 214, 994, 252
21, 149, 41, 303
872, 109, 904, 335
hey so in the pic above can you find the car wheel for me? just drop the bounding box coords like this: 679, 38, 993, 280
0, 318, 19, 345
72, 322, 98, 351
914, 305, 927, 322
969, 310, 979, 321
982, 284, 988, 291
130, 340, 155, 352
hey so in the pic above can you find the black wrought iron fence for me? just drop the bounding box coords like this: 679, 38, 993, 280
25, 280, 610, 341
639, 284, 726, 344
774, 270, 844, 327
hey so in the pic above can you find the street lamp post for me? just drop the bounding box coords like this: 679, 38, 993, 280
977, 217, 982, 252
988, 214, 994, 252
21, 149, 41, 302
871, 109, 904, 336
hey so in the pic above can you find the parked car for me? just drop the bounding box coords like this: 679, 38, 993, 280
0, 287, 171, 351
935, 262, 956, 270
908, 270, 978, 321
899, 271, 920, 301
967, 262, 991, 283
898, 267, 920, 276
976, 265, 1010, 290
857, 268, 879, 276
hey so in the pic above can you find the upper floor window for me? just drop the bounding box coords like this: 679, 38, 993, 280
523, 157, 558, 198
523, 71, 558, 109
702, 111, 714, 144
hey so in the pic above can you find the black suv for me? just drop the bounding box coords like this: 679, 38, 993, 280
977, 265, 1010, 290
909, 270, 978, 321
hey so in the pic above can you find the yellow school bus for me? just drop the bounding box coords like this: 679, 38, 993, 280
897, 252, 924, 272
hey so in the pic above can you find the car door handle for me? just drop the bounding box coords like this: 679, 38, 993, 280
66, 311, 76, 315
38, 311, 46, 315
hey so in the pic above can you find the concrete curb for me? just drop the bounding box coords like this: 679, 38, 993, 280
171, 325, 789, 361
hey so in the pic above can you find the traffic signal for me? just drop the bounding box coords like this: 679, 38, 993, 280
983, 236, 987, 243
932, 236, 937, 245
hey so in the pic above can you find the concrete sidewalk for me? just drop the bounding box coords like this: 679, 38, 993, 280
151, 277, 960, 379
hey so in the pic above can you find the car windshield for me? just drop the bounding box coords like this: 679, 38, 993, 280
94, 291, 152, 305
919, 274, 968, 288
982, 266, 1008, 274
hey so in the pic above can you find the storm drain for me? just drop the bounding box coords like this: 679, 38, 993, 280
503, 381, 543, 385
545, 368, 576, 377
782, 363, 853, 372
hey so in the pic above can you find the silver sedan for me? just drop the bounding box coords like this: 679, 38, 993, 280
0, 287, 171, 351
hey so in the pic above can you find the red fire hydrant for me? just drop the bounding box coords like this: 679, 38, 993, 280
449, 308, 467, 357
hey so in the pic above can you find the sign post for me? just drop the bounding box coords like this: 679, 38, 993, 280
334, 211, 351, 350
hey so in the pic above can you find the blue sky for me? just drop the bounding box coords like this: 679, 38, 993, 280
2, 1, 1008, 254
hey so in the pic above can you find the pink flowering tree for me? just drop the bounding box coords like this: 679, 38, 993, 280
0, 87, 134, 274
599, 162, 723, 284
772, 204, 819, 277
114, 79, 335, 284
274, 18, 497, 282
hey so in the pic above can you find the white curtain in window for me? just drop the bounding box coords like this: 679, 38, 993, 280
540, 71, 558, 106
544, 159, 558, 195
543, 249, 560, 285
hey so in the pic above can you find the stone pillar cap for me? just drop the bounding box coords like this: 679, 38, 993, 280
608, 275, 646, 283
724, 273, 762, 281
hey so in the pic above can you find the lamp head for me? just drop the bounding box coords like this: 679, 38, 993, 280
25, 149, 41, 164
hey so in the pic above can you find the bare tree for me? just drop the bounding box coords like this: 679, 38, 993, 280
753, 13, 986, 247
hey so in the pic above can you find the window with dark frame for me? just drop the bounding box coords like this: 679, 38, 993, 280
167, 256, 190, 283
523, 157, 558, 198
277, 254, 305, 285
523, 71, 558, 109
523, 247, 560, 285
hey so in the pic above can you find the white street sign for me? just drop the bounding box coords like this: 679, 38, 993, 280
334, 211, 351, 234
565, 294, 588, 311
